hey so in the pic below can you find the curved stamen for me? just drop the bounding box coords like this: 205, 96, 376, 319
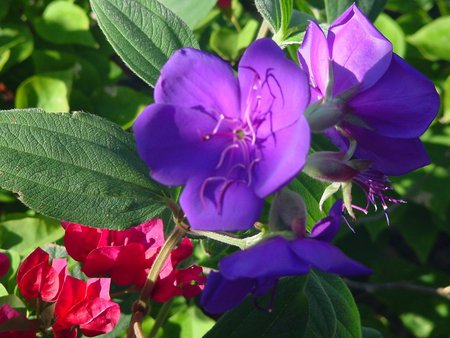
216, 143, 239, 169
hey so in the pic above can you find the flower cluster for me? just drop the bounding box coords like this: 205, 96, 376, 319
132, 3, 438, 315
13, 247, 120, 337
62, 219, 205, 302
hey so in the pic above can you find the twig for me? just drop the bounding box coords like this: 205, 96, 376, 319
345, 279, 450, 301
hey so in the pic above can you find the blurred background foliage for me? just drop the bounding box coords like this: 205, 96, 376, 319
0, 0, 449, 337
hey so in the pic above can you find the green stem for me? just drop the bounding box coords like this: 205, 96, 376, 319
256, 20, 270, 39
189, 230, 265, 250
140, 225, 187, 300
149, 298, 174, 338
127, 224, 187, 338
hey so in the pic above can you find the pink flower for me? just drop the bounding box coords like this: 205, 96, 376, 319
52, 277, 120, 338
17, 248, 67, 302
153, 238, 206, 302
62, 219, 164, 287
0, 304, 37, 338
62, 220, 205, 301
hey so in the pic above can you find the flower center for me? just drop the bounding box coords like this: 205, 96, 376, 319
235, 129, 246, 140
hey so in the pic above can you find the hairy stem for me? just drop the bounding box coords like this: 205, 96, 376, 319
127, 220, 187, 337
189, 230, 265, 250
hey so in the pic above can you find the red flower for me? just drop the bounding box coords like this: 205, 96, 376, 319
0, 253, 10, 278
52, 277, 120, 338
153, 238, 206, 302
217, 0, 231, 8
62, 219, 164, 287
17, 248, 67, 302
0, 304, 37, 338
62, 220, 205, 301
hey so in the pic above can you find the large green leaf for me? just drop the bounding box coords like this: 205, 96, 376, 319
157, 0, 217, 29
325, 0, 387, 22
90, 0, 199, 87
408, 16, 450, 61
0, 109, 165, 229
304, 271, 362, 338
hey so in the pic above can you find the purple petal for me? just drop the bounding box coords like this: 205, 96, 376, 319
200, 271, 255, 315
134, 104, 228, 186
238, 38, 310, 136
297, 20, 330, 95
219, 237, 309, 279
344, 124, 431, 176
328, 4, 392, 94
310, 200, 343, 242
180, 176, 264, 231
348, 54, 439, 138
155, 47, 240, 118
291, 239, 372, 276
252, 116, 311, 197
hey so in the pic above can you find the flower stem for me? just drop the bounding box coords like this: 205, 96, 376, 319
140, 224, 187, 300
148, 298, 174, 338
127, 223, 187, 337
189, 230, 265, 250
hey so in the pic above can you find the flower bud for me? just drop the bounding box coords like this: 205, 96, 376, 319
304, 100, 344, 133
269, 189, 307, 238
304, 151, 371, 183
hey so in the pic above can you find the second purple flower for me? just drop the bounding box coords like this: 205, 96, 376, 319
134, 39, 311, 231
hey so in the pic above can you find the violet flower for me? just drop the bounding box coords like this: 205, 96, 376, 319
134, 39, 311, 231
298, 4, 439, 177
201, 200, 371, 314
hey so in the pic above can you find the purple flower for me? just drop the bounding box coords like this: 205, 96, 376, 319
298, 4, 439, 176
134, 39, 311, 231
200, 200, 371, 314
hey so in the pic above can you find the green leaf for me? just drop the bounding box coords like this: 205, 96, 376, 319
289, 173, 335, 231
210, 19, 258, 61
0, 109, 165, 229
90, 0, 199, 87
0, 23, 33, 72
0, 215, 64, 256
15, 71, 73, 113
305, 271, 362, 338
32, 50, 102, 94
157, 0, 217, 29
204, 276, 309, 338
0, 0, 11, 21
92, 86, 151, 129
375, 13, 406, 57
34, 1, 97, 47
362, 327, 384, 338
408, 16, 450, 61
165, 305, 215, 338
255, 0, 293, 36
325, 0, 387, 23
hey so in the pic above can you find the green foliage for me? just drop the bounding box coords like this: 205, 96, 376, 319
0, 109, 165, 229
158, 0, 217, 29
205, 272, 362, 338
325, 0, 387, 22
90, 0, 199, 87
34, 1, 97, 47
408, 16, 450, 61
